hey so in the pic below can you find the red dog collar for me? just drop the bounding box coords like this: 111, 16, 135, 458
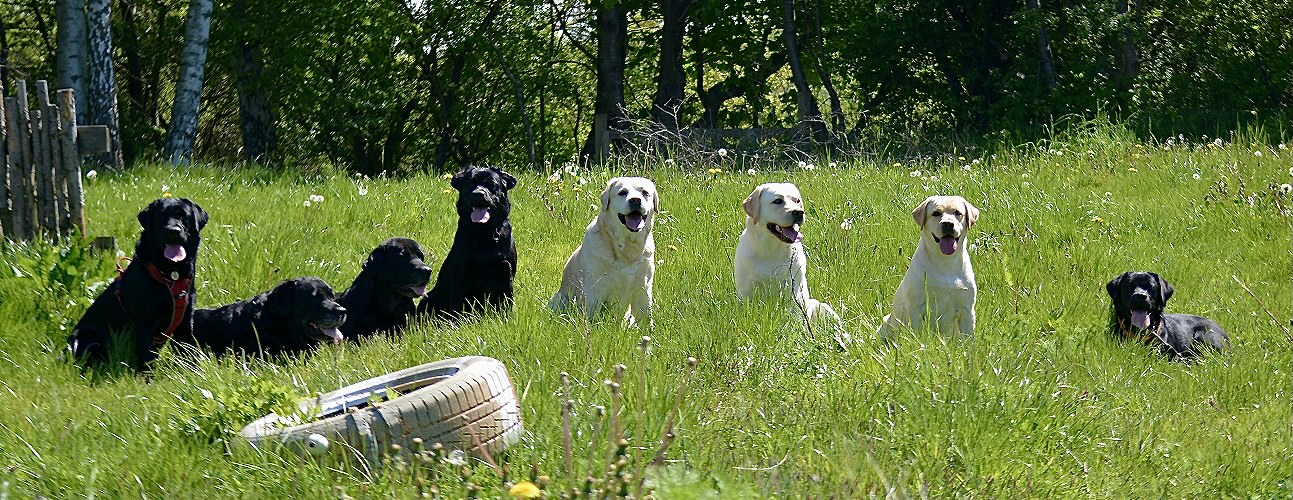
113, 258, 192, 346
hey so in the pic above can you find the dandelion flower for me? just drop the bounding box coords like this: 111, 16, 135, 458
1253, 150, 1263, 157
1281, 184, 1292, 194
1192, 173, 1200, 180
707, 168, 722, 175
909, 170, 921, 178
441, 172, 453, 180
1288, 166, 1293, 177
1104, 192, 1112, 197
1127, 167, 1138, 173
85, 170, 98, 181
718, 148, 728, 157
303, 200, 312, 207
162, 192, 174, 198
1279, 144, 1287, 150
664, 158, 675, 165
797, 161, 807, 169
667, 244, 678, 251
1213, 138, 1223, 147
803, 163, 815, 171
840, 219, 854, 231
893, 162, 903, 168
1022, 182, 1031, 188
746, 168, 756, 175
929, 175, 938, 182
441, 188, 452, 194
508, 481, 541, 499
971, 158, 981, 165
1021, 173, 1030, 179
957, 156, 965, 161
357, 185, 369, 196
830, 161, 838, 168
1091, 216, 1104, 224
310, 194, 325, 203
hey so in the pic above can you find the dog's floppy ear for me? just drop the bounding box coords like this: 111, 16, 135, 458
1152, 272, 1175, 304
266, 280, 298, 318
1106, 272, 1129, 299
493, 167, 517, 191
137, 200, 158, 228
184, 199, 209, 230
450, 169, 470, 191
912, 196, 935, 227
601, 178, 619, 213
648, 183, 661, 212
742, 186, 764, 220
962, 199, 980, 228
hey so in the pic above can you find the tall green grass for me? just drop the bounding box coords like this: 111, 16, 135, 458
0, 132, 1288, 497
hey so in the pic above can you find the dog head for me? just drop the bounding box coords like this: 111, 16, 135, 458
1106, 271, 1174, 331
743, 183, 806, 244
450, 166, 517, 226
912, 195, 978, 256
137, 197, 208, 264
365, 237, 433, 298
268, 277, 348, 346
600, 177, 659, 235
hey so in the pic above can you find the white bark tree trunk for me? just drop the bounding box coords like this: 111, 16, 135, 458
56, 0, 88, 124
86, 0, 123, 169
164, 0, 213, 166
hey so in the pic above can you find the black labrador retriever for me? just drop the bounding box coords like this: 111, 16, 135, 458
418, 166, 518, 320
338, 237, 433, 339
1106, 271, 1230, 359
184, 277, 347, 357
67, 197, 208, 369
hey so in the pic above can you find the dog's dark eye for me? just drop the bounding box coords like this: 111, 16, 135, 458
951, 210, 961, 217
772, 199, 784, 205
932, 210, 941, 217
618, 189, 629, 196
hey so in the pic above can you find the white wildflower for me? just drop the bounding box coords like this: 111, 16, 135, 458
829, 161, 838, 168
798, 161, 807, 169
717, 148, 728, 158
929, 175, 938, 182
1021, 173, 1030, 179
971, 158, 981, 165
85, 170, 98, 181
746, 168, 756, 175
1281, 184, 1292, 194
1253, 150, 1263, 157
1279, 143, 1287, 150
1104, 192, 1112, 197
303, 200, 312, 207
909, 170, 921, 178
357, 184, 369, 196
1022, 182, 1031, 188
1192, 173, 1200, 180
310, 194, 325, 203
840, 219, 854, 231
1213, 138, 1223, 147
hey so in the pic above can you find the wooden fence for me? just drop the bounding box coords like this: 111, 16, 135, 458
2, 80, 109, 241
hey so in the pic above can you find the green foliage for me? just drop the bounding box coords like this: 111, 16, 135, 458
176, 376, 303, 445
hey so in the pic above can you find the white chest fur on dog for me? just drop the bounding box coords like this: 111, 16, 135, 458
550, 177, 658, 327
734, 183, 840, 326
880, 195, 980, 338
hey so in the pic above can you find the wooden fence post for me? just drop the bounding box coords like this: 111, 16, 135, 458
15, 81, 35, 241
0, 78, 7, 239
36, 81, 64, 238
58, 90, 85, 236
3, 97, 22, 240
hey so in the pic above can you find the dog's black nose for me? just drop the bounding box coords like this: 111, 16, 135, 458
790, 210, 805, 224
940, 220, 954, 230
628, 198, 643, 209
414, 265, 433, 279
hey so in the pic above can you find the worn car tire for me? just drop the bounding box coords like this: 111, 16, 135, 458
239, 356, 523, 463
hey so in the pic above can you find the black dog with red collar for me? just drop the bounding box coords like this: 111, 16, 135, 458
68, 198, 208, 370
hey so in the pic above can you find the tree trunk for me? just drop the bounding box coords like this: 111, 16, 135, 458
1030, 0, 1057, 92
55, 0, 88, 124
164, 0, 214, 165
810, 0, 843, 133
580, 0, 629, 164
650, 0, 693, 131
780, 0, 826, 142
1115, 0, 1138, 100
230, 0, 275, 164
487, 32, 537, 170
86, 0, 123, 169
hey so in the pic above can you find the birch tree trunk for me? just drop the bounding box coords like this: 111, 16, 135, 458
164, 0, 214, 166
56, 0, 88, 124
86, 0, 123, 170
230, 0, 275, 164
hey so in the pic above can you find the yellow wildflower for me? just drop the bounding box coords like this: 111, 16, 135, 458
509, 481, 541, 499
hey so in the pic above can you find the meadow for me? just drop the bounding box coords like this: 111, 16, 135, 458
0, 127, 1289, 498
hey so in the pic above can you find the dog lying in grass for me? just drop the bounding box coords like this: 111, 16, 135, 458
419, 167, 518, 320
1106, 271, 1230, 359
338, 238, 433, 339
67, 197, 208, 370
879, 195, 979, 338
184, 277, 347, 357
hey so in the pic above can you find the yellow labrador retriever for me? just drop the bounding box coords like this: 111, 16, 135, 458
734, 183, 841, 327
879, 195, 980, 338
550, 177, 658, 326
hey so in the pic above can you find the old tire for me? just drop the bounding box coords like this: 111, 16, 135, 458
239, 356, 523, 462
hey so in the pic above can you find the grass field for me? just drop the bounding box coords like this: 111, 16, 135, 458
0, 128, 1289, 498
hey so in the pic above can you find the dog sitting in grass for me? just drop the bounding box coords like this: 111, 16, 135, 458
338, 238, 433, 339
1106, 271, 1230, 359
418, 167, 518, 320
67, 197, 208, 370
879, 195, 979, 338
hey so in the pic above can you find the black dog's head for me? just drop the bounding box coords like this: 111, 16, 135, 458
450, 166, 516, 227
365, 237, 433, 298
137, 197, 208, 265
268, 277, 348, 346
1106, 271, 1175, 332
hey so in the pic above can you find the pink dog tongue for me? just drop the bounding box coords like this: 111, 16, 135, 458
779, 225, 803, 243
1131, 310, 1150, 329
412, 284, 427, 297
163, 244, 187, 262
322, 327, 343, 343
938, 237, 957, 255
470, 208, 490, 223
624, 213, 645, 231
